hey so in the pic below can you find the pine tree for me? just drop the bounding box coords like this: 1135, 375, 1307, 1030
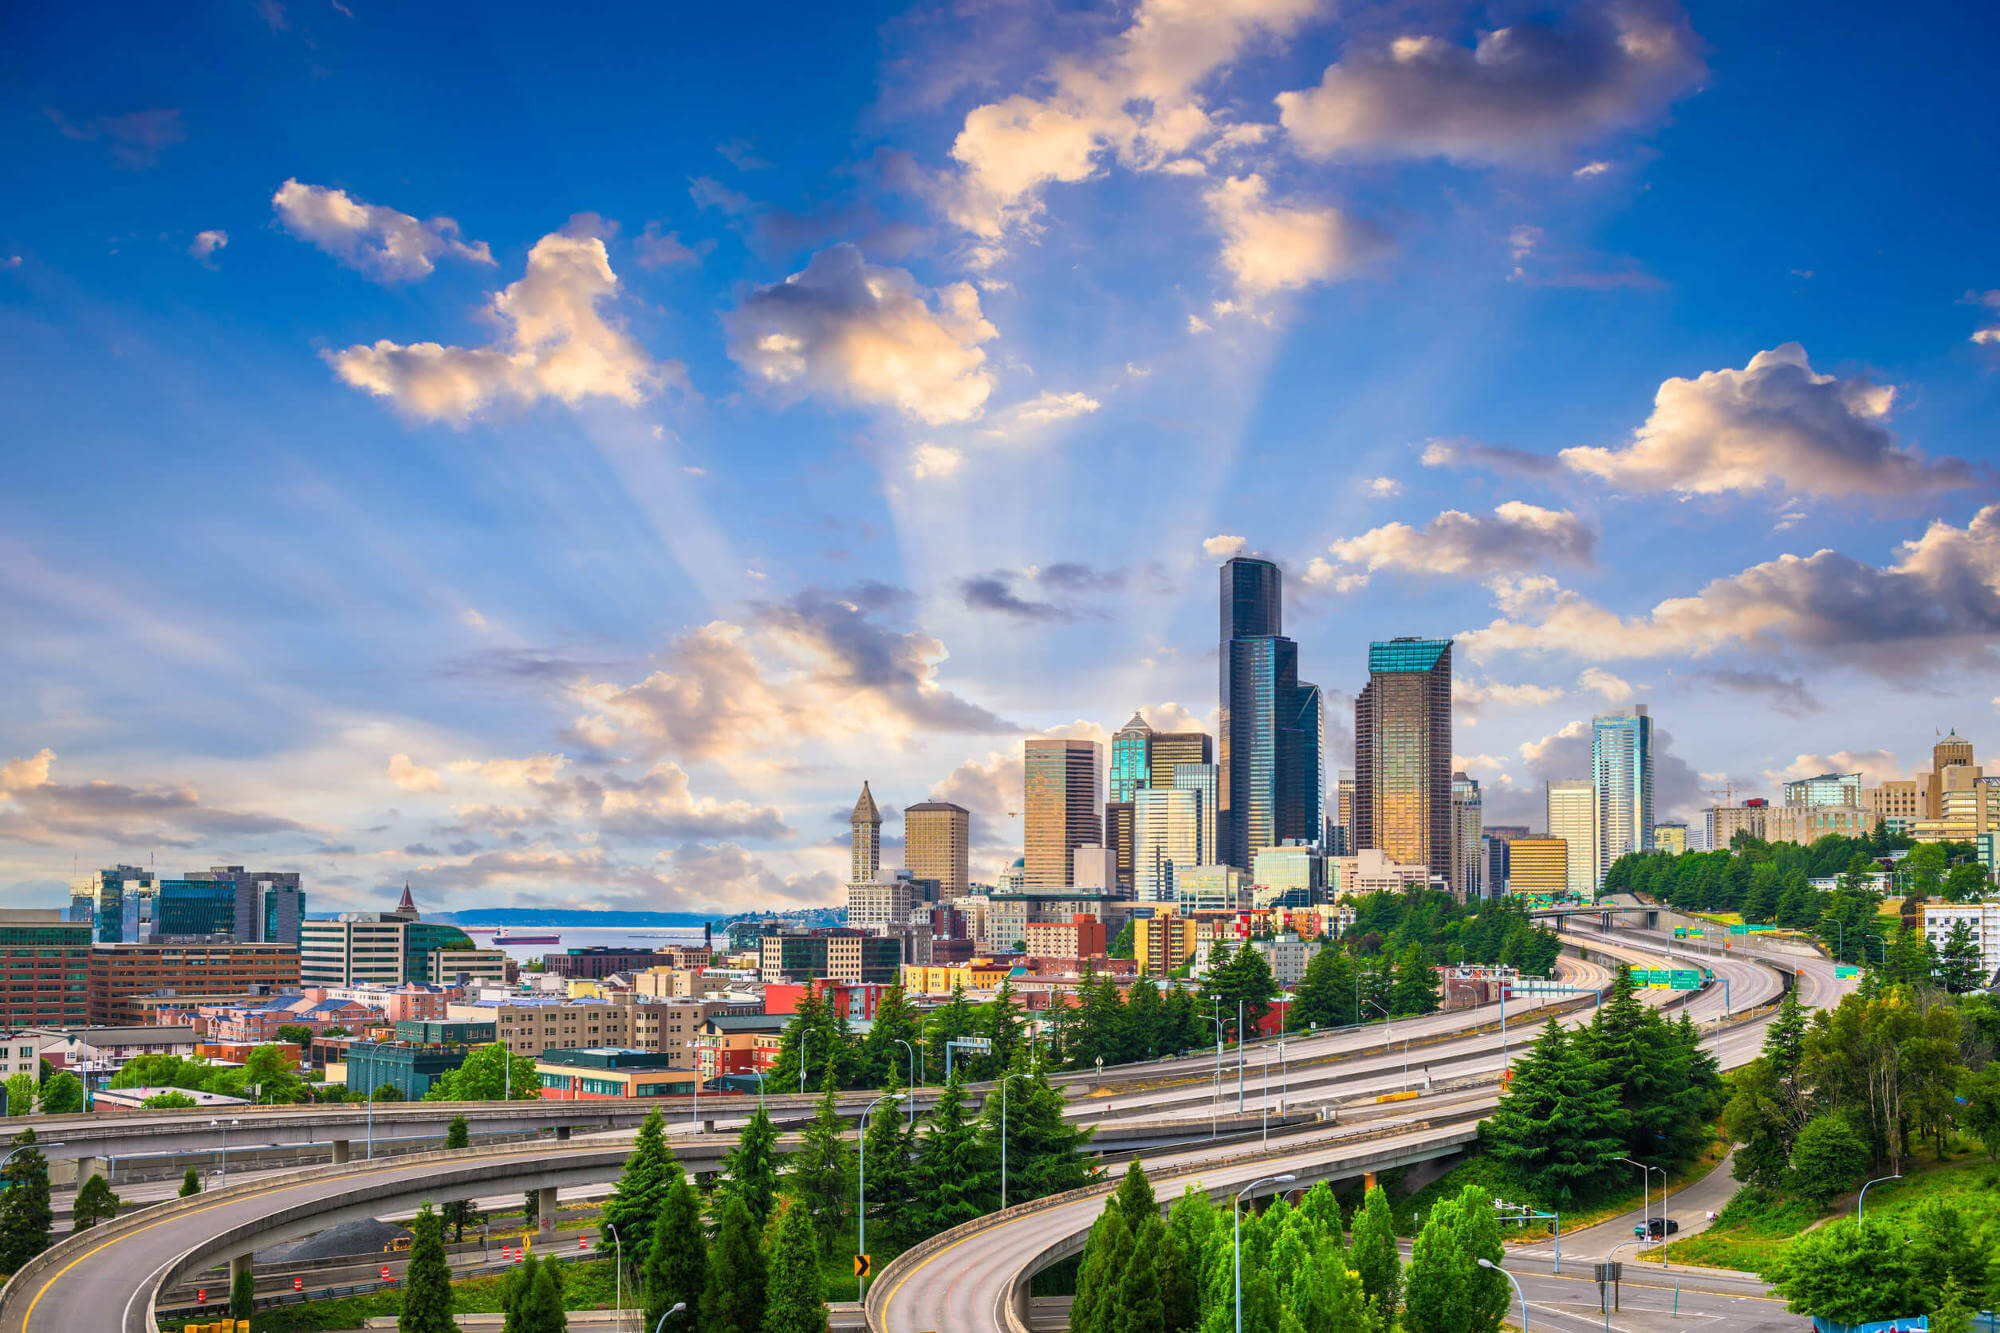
861, 1073, 917, 1251
1154, 1209, 1200, 1332
180, 1166, 202, 1197
1483, 1018, 1624, 1206
1348, 1183, 1401, 1320
858, 985, 922, 1088
985, 1053, 1094, 1205
522, 1253, 567, 1332
1070, 1206, 1133, 1333
399, 1203, 456, 1333
723, 1107, 783, 1232
1124, 976, 1165, 1060
698, 1194, 766, 1333
913, 1063, 993, 1235
1402, 1185, 1507, 1333
759, 1199, 824, 1333
1391, 943, 1441, 1017
231, 1264, 255, 1318
982, 978, 1025, 1077
71, 1174, 120, 1231
642, 1164, 705, 1330
0, 1129, 54, 1273
785, 1070, 854, 1252
1112, 1213, 1169, 1333
603, 1108, 676, 1269
923, 984, 979, 1082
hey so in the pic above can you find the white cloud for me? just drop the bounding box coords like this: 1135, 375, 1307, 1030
1454, 753, 1509, 776
1464, 504, 2000, 670
329, 232, 670, 424
1187, 313, 1211, 333
1767, 750, 1905, 786
1577, 666, 1635, 702
272, 179, 493, 281
1518, 719, 1588, 766
1010, 390, 1101, 425
1454, 677, 1565, 717
1366, 476, 1401, 497
1559, 343, 1984, 498
941, 0, 1319, 246
1573, 160, 1613, 178
1324, 501, 1595, 588
1202, 534, 1247, 559
460, 608, 495, 632
448, 753, 567, 788
0, 749, 57, 797
187, 230, 227, 264
385, 753, 442, 793
1973, 328, 2000, 346
909, 443, 964, 480
724, 244, 995, 425
1276, 3, 1706, 166
1204, 174, 1385, 296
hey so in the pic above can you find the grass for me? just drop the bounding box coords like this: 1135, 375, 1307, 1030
1640, 1134, 2000, 1276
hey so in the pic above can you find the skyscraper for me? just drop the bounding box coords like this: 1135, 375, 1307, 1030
1353, 637, 1453, 882
1134, 786, 1200, 902
1451, 772, 1483, 901
1592, 706, 1654, 881
1023, 739, 1103, 887
850, 782, 881, 884
1174, 761, 1219, 869
1103, 800, 1136, 894
1547, 778, 1598, 900
1148, 731, 1213, 791
1110, 713, 1152, 804
1217, 557, 1322, 869
903, 800, 970, 900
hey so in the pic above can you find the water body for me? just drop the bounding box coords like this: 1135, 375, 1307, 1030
463, 924, 711, 965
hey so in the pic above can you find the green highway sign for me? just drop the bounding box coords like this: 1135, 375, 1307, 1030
1670, 970, 1701, 990
1728, 924, 1749, 935
1835, 964, 1860, 979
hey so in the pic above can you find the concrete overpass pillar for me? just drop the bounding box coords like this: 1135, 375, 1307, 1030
229, 1253, 252, 1295
75, 1155, 106, 1185
536, 1186, 557, 1237
331, 1139, 351, 1165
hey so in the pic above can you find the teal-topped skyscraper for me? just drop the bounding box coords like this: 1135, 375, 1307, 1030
1592, 706, 1653, 884
1217, 556, 1323, 869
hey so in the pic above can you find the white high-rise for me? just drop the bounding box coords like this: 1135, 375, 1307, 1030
1135, 787, 1201, 902
1592, 706, 1655, 881
1547, 778, 1599, 900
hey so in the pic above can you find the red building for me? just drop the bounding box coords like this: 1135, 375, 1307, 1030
764, 978, 890, 1021
1022, 914, 1107, 961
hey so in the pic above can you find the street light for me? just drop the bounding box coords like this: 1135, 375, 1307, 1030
211, 1117, 240, 1184
998, 1073, 1021, 1208
1477, 1258, 1527, 1332
894, 1039, 918, 1127
1235, 1175, 1296, 1333
1361, 999, 1390, 1054
1617, 1157, 1658, 1240
604, 1221, 625, 1333
1202, 1014, 1225, 1141
1236, 998, 1245, 1113
1858, 1174, 1900, 1226
857, 1093, 907, 1301
798, 1029, 816, 1095
652, 1302, 687, 1332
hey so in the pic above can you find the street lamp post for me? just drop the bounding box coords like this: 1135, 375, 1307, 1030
366, 1082, 375, 1160
1477, 1258, 1527, 1332
1236, 998, 1245, 1113
653, 1302, 687, 1332
894, 1039, 917, 1127
1361, 999, 1390, 1055
1618, 1157, 1652, 1239
857, 1092, 907, 1301
1235, 1175, 1296, 1333
687, 1040, 701, 1134
998, 1074, 1020, 1208
799, 1028, 816, 1095
604, 1221, 624, 1333
1260, 1047, 1270, 1147
212, 1116, 239, 1184
1858, 1174, 1901, 1226
1203, 1015, 1225, 1140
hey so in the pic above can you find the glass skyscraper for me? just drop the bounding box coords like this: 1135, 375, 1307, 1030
1592, 706, 1654, 882
1217, 557, 1323, 869
1110, 713, 1152, 804
1354, 637, 1453, 882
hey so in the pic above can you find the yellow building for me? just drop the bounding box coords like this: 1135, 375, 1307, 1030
1652, 824, 1688, 856
1135, 914, 1200, 977
1506, 837, 1568, 898
898, 958, 1016, 996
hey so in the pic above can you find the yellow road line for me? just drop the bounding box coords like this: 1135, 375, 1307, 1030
18, 1142, 614, 1333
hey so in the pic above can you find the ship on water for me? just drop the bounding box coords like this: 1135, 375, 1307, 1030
488, 926, 561, 945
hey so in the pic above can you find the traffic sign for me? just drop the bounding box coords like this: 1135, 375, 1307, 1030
854, 1253, 872, 1278
1669, 970, 1701, 990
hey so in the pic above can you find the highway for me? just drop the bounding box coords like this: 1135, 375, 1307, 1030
868, 929, 1845, 1333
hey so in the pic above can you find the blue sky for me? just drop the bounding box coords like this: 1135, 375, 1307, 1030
4, 0, 1998, 914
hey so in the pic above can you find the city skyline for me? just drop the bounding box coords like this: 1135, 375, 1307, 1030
5, 1, 2000, 914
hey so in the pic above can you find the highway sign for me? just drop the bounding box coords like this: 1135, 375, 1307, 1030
1670, 970, 1701, 990
1728, 923, 1749, 935
1835, 964, 1860, 979
854, 1253, 872, 1278
958, 1037, 993, 1052
1748, 923, 1776, 933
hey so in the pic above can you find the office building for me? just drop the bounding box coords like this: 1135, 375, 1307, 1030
1218, 557, 1323, 869
87, 942, 300, 1025
1175, 864, 1248, 914
1929, 730, 1976, 816
1023, 738, 1103, 887
1865, 780, 1923, 826
1251, 843, 1324, 908
345, 1041, 472, 1100
301, 896, 484, 988
1135, 914, 1200, 977
1507, 837, 1568, 898
1149, 731, 1214, 792
1451, 771, 1484, 901
850, 782, 882, 884
1328, 849, 1438, 897
1023, 915, 1107, 960
1911, 767, 1997, 844
1592, 707, 1654, 882
1111, 713, 1152, 804
847, 872, 929, 934
1547, 779, 1599, 899
757, 929, 902, 985
1706, 799, 1768, 849
1175, 762, 1220, 867
1103, 801, 1136, 894
69, 865, 304, 947
1332, 769, 1355, 852
0, 911, 91, 1028
1653, 823, 1689, 856
1354, 637, 1453, 882
903, 800, 970, 900
1484, 824, 1528, 895
539, 1048, 697, 1100
1763, 804, 1878, 845
1922, 902, 2000, 989
1251, 934, 1321, 987
1784, 773, 1863, 808
1070, 845, 1117, 892
1134, 787, 1201, 902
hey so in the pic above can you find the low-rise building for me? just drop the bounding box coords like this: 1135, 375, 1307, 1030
758, 929, 902, 985
537, 1048, 697, 1099
1922, 902, 2000, 988
898, 958, 1019, 996
1023, 914, 1106, 961
0, 911, 91, 1030
86, 941, 300, 1026
93, 1085, 252, 1112
1248, 933, 1320, 986
343, 1041, 471, 1100
1761, 804, 1878, 846
1328, 850, 1438, 898
1506, 837, 1568, 899
694, 1014, 788, 1081
1134, 914, 1199, 978
765, 979, 887, 1022
541, 947, 667, 979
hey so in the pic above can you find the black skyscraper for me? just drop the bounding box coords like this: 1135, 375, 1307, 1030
1217, 557, 1324, 870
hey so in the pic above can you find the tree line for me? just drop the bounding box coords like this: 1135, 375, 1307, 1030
1480, 965, 1725, 1208
1070, 1163, 1516, 1333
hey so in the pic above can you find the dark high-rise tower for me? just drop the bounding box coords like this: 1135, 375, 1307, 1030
1218, 557, 1323, 869
1354, 637, 1453, 882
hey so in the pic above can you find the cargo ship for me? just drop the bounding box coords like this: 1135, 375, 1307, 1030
490, 927, 561, 945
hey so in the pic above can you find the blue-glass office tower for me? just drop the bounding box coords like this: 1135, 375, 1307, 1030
1591, 706, 1654, 885
1110, 713, 1152, 804
1217, 557, 1323, 869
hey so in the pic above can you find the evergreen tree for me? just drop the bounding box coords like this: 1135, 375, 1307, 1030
71, 1174, 120, 1231
1124, 976, 1165, 1060
231, 1264, 255, 1319
521, 1253, 568, 1332
982, 978, 1026, 1077
1291, 948, 1355, 1031
723, 1107, 783, 1232
1154, 1212, 1199, 1333
399, 1203, 456, 1333
0, 1129, 54, 1273
1482, 1018, 1625, 1205
642, 1164, 705, 1331
698, 1194, 766, 1333
985, 1053, 1093, 1205
1112, 1213, 1170, 1333
1110, 920, 1137, 960
766, 990, 852, 1093
914, 1064, 993, 1234
1940, 921, 1984, 993
602, 1108, 676, 1269
523, 1189, 540, 1231
858, 986, 922, 1088
1391, 943, 1441, 1017
1348, 1183, 1401, 1320
1402, 1185, 1508, 1333
922, 985, 979, 1082
861, 1073, 918, 1251
785, 1070, 854, 1252
1071, 969, 1131, 1068
1070, 1206, 1133, 1333
180, 1166, 202, 1197
759, 1200, 824, 1333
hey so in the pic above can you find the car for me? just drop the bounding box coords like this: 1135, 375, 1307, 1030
1633, 1217, 1680, 1239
